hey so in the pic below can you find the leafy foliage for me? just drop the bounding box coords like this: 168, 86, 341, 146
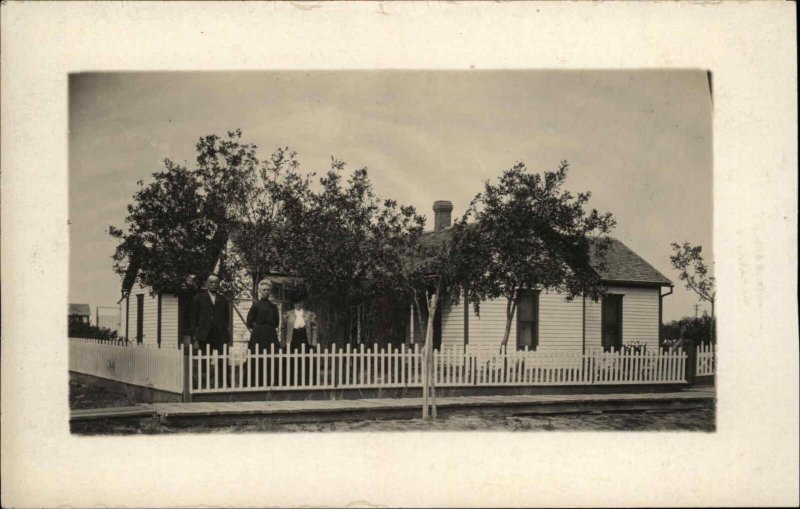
620, 341, 648, 355
68, 321, 121, 341
669, 242, 715, 316
279, 158, 426, 343
457, 161, 616, 347
661, 314, 715, 345
226, 147, 313, 299
110, 131, 309, 298
109, 159, 220, 296
110, 132, 426, 345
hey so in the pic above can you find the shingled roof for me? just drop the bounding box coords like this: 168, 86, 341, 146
588, 236, 672, 285
419, 227, 672, 286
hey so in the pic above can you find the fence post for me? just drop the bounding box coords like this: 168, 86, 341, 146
683, 338, 697, 385
182, 335, 193, 402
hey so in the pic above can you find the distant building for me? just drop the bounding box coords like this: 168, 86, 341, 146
68, 303, 91, 326
96, 306, 121, 333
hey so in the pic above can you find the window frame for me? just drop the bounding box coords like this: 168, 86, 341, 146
516, 289, 540, 351
601, 293, 624, 352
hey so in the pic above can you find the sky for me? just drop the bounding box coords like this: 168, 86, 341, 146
69, 70, 713, 323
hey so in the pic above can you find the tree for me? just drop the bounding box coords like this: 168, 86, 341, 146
399, 219, 473, 419
670, 241, 715, 343
109, 159, 221, 295
190, 130, 265, 297
279, 157, 426, 345
69, 321, 120, 341
669, 242, 715, 318
459, 161, 616, 350
110, 130, 308, 301
661, 315, 714, 346
226, 147, 313, 299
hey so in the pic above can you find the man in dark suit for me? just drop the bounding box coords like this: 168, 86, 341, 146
190, 274, 231, 353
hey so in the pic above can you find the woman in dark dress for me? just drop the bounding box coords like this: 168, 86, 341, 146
246, 279, 280, 386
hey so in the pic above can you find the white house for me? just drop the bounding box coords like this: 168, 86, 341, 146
411, 201, 674, 354
118, 201, 673, 354
118, 273, 296, 349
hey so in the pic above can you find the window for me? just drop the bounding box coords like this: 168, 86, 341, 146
516, 290, 539, 350
601, 294, 623, 351
135, 294, 144, 344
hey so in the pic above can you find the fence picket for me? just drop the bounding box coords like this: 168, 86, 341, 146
695, 343, 715, 377
321, 346, 327, 387
380, 346, 386, 386
70, 337, 699, 395
343, 344, 349, 387
400, 344, 406, 386
671, 352, 676, 380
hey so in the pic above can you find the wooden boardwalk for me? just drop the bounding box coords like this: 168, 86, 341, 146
71, 405, 156, 421
158, 389, 714, 424
70, 389, 714, 425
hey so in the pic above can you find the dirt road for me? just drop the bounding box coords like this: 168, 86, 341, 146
70, 381, 715, 433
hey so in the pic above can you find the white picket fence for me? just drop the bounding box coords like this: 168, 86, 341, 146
189, 343, 687, 394
696, 342, 716, 376
69, 337, 184, 393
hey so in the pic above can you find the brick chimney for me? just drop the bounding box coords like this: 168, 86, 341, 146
432, 200, 453, 232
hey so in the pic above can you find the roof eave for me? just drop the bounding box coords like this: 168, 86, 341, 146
600, 279, 673, 288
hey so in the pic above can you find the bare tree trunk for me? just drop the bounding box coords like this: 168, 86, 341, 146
500, 293, 518, 354
250, 270, 260, 302
710, 299, 716, 342
432, 289, 440, 418
424, 292, 438, 419
425, 290, 439, 419
421, 338, 429, 419
412, 290, 425, 344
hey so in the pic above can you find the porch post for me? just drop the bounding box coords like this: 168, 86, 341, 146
683, 338, 697, 385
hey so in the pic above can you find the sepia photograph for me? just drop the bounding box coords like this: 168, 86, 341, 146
68, 70, 715, 434
3, 2, 797, 507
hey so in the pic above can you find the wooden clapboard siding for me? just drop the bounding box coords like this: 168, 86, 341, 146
537, 290, 583, 352
465, 297, 514, 349
619, 286, 660, 348
585, 297, 602, 351
438, 287, 659, 353
585, 286, 660, 351
440, 299, 465, 348
143, 291, 158, 347
232, 298, 253, 344
160, 294, 180, 348
440, 292, 584, 351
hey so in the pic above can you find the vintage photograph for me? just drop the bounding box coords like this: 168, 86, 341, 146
68, 70, 715, 434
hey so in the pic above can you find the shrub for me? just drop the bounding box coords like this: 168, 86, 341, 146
68, 320, 121, 341
661, 315, 715, 346
620, 341, 648, 355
